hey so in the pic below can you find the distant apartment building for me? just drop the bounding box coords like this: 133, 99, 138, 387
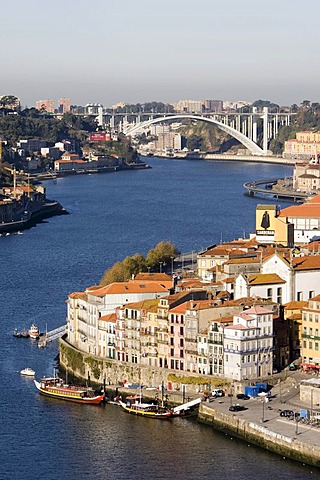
203, 100, 223, 112
224, 306, 274, 381
223, 100, 251, 111
293, 161, 320, 192
301, 295, 320, 369
58, 98, 71, 113
284, 131, 320, 160
18, 139, 48, 152
154, 132, 182, 151
85, 103, 103, 115
36, 99, 55, 113
174, 99, 203, 114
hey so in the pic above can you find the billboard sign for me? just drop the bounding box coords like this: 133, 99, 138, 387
89, 132, 106, 142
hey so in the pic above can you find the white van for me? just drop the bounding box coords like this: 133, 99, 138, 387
211, 389, 225, 397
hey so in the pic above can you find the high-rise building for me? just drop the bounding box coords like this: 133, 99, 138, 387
36, 99, 55, 113
58, 98, 71, 113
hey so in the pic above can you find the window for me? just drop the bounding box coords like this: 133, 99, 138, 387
277, 287, 282, 304
316, 315, 319, 323
309, 291, 315, 299
297, 292, 303, 301
316, 343, 319, 351
267, 288, 272, 300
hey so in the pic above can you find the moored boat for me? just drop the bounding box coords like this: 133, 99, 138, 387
20, 329, 29, 338
119, 399, 172, 419
34, 377, 105, 404
13, 328, 22, 337
29, 324, 40, 339
20, 367, 35, 377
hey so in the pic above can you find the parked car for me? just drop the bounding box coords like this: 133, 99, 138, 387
212, 389, 225, 397
236, 393, 250, 400
229, 405, 246, 412
280, 409, 294, 417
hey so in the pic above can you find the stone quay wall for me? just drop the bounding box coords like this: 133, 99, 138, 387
59, 338, 228, 393
198, 403, 320, 468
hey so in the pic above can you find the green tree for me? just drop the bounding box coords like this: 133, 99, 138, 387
146, 241, 179, 270
186, 135, 203, 151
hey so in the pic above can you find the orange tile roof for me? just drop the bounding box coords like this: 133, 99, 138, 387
100, 313, 116, 323
292, 256, 320, 270
247, 273, 285, 285
134, 273, 172, 282
225, 324, 251, 330
286, 313, 302, 320
69, 292, 88, 300
224, 257, 259, 265
223, 277, 235, 283
310, 294, 320, 301
244, 305, 274, 315
284, 301, 308, 309
124, 299, 160, 311
88, 281, 169, 296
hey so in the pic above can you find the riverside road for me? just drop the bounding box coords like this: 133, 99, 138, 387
205, 370, 320, 446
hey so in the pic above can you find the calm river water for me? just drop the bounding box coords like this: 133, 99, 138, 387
1, 157, 319, 479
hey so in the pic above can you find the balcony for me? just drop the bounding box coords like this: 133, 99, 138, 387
302, 334, 320, 340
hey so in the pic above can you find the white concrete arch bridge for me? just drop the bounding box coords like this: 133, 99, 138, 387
116, 107, 293, 157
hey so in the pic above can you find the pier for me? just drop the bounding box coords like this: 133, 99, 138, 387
38, 324, 66, 348
243, 178, 312, 202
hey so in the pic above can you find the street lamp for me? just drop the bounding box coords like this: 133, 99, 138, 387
261, 397, 265, 423
171, 256, 174, 276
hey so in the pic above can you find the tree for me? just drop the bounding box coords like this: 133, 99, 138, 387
186, 135, 203, 151
146, 241, 179, 271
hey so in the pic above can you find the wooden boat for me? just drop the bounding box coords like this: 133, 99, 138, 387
34, 377, 105, 404
20, 367, 35, 377
29, 324, 40, 339
119, 399, 172, 419
13, 328, 22, 338
20, 329, 29, 338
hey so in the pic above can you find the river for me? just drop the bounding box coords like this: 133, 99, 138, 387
1, 157, 319, 479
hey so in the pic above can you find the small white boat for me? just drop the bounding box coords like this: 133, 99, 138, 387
20, 368, 35, 377
29, 324, 40, 339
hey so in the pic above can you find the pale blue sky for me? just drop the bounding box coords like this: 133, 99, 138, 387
1, 0, 319, 107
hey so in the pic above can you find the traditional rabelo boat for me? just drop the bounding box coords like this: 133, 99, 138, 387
119, 398, 172, 419
34, 377, 105, 404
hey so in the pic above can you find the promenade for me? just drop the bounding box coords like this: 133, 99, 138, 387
202, 370, 320, 449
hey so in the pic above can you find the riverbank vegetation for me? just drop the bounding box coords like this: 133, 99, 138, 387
100, 241, 179, 285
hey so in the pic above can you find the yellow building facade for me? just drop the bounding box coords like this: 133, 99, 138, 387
301, 295, 320, 369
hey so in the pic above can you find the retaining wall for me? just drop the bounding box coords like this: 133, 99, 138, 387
198, 403, 320, 468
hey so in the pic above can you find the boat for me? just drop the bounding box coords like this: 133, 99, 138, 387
20, 367, 35, 377
34, 377, 105, 404
13, 328, 22, 337
119, 398, 172, 419
29, 324, 40, 339
20, 329, 29, 338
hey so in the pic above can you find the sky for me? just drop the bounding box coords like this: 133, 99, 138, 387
1, 0, 319, 108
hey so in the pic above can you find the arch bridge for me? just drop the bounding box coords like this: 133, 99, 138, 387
118, 108, 292, 156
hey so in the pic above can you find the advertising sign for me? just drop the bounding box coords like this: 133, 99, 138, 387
90, 132, 106, 142
256, 205, 276, 236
